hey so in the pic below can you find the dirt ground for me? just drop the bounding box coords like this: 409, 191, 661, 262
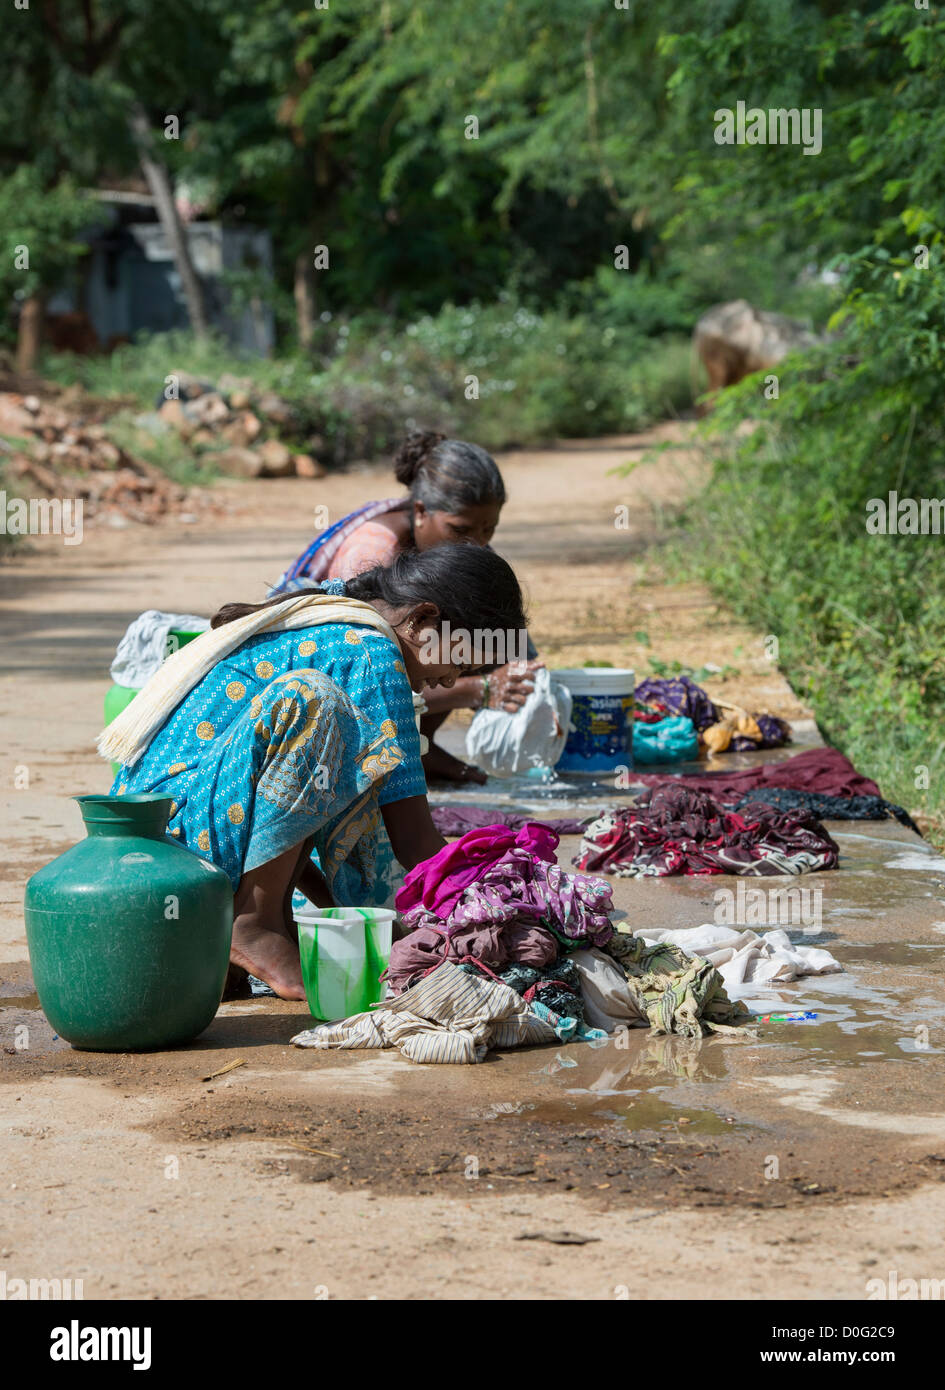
2, 425, 945, 1301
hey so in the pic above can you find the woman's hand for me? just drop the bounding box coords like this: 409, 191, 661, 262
486, 659, 544, 713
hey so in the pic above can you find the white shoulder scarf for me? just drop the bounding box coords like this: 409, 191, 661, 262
97, 593, 408, 769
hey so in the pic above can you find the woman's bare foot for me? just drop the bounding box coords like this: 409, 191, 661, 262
422, 741, 487, 784
230, 919, 306, 1000
231, 843, 310, 1001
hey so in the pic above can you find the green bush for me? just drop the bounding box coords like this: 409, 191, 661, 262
674, 248, 945, 822
42, 299, 695, 464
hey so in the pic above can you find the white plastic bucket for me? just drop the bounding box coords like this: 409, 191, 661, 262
294, 905, 396, 1021
551, 667, 635, 774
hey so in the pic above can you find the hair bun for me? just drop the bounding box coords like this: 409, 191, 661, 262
393, 430, 446, 485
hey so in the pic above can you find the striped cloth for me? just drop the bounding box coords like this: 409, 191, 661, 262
291, 960, 556, 1064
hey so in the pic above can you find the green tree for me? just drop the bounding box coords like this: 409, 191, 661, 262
0, 167, 89, 369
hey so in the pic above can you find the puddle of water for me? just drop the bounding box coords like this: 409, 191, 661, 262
770, 1019, 941, 1061
615, 1093, 740, 1135
883, 852, 945, 873
0, 993, 40, 1011
429, 766, 640, 823
765, 971, 943, 1057
515, 1031, 760, 1133
832, 831, 921, 850
833, 941, 943, 965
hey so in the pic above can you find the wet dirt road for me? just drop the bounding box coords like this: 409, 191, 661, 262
2, 429, 944, 1299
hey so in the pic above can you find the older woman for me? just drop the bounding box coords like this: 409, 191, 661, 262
275, 431, 542, 782
99, 545, 528, 1000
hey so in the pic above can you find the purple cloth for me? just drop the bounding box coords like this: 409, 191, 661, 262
634, 676, 791, 751
431, 805, 587, 837
635, 747, 882, 800
395, 822, 559, 919
635, 675, 718, 732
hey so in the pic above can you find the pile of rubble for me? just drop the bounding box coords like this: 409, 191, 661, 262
0, 367, 328, 528
142, 371, 326, 479
0, 389, 199, 526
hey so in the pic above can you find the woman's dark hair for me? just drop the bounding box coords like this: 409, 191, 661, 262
212, 545, 527, 647
393, 431, 506, 513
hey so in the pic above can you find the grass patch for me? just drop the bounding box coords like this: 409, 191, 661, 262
664, 255, 945, 827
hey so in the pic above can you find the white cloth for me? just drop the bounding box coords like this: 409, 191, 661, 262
466, 667, 572, 776
109, 610, 210, 688
633, 924, 841, 1003
570, 947, 646, 1031
292, 960, 555, 1064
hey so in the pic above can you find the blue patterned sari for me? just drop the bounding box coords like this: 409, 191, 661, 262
112, 592, 426, 906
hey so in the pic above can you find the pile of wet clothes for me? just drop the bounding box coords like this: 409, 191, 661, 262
291, 823, 754, 1063
634, 675, 791, 755
386, 824, 612, 991
574, 784, 840, 878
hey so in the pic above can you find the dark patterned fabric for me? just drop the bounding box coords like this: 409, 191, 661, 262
735, 787, 921, 837
574, 784, 839, 878
494, 958, 586, 1021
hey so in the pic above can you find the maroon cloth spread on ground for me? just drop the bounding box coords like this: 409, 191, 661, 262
573, 784, 840, 878
431, 805, 587, 837
633, 747, 881, 802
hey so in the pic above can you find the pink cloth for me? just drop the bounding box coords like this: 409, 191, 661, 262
328, 518, 403, 580
387, 824, 614, 994
395, 823, 559, 919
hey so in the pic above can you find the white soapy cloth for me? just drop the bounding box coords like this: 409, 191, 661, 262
633, 923, 841, 1004
466, 666, 572, 776
109, 609, 210, 688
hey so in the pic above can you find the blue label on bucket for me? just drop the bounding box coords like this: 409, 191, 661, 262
558, 692, 633, 772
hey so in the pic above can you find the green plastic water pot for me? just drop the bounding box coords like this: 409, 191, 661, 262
24, 794, 233, 1051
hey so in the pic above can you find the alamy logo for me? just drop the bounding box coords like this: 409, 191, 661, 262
50, 1319, 151, 1371
714, 882, 823, 934
418, 622, 528, 667
0, 490, 83, 544
714, 101, 822, 156
866, 1269, 945, 1300
866, 492, 945, 535
0, 1270, 83, 1299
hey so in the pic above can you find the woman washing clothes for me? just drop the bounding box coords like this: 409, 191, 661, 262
98, 546, 529, 1001
274, 430, 542, 783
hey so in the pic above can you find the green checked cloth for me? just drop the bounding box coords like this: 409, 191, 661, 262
605, 932, 754, 1039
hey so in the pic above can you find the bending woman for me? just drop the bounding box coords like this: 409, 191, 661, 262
98, 545, 528, 1001
274, 431, 541, 782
